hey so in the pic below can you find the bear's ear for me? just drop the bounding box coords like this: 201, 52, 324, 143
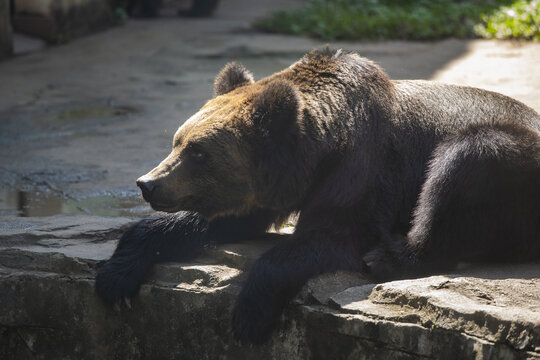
214, 62, 254, 96
253, 80, 303, 134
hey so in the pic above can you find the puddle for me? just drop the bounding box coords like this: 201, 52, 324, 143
0, 189, 153, 218
54, 105, 138, 124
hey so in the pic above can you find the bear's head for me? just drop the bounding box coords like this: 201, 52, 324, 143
136, 63, 307, 220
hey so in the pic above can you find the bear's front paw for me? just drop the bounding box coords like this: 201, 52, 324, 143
95, 257, 147, 305
231, 289, 281, 345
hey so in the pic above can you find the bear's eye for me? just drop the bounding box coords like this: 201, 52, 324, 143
184, 145, 207, 162
191, 151, 205, 159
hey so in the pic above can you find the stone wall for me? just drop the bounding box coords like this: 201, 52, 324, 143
0, 0, 12, 59
1, 215, 540, 359
12, 0, 116, 43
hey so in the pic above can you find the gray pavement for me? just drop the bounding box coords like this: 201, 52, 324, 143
1, 0, 539, 217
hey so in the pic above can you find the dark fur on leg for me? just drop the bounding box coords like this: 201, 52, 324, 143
408, 122, 540, 270
232, 227, 365, 344
96, 210, 277, 304
95, 212, 207, 304
363, 234, 412, 282
366, 122, 540, 281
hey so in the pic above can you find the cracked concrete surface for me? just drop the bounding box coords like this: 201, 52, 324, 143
1, 0, 540, 358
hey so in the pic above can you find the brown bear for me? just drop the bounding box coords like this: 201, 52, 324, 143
96, 48, 540, 344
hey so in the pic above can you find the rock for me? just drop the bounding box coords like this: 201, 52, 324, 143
0, 214, 134, 245
0, 0, 13, 59
1, 215, 540, 359
11, 0, 117, 43
330, 275, 540, 357
297, 271, 371, 305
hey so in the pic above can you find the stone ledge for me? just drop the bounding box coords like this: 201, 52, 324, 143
1, 215, 539, 359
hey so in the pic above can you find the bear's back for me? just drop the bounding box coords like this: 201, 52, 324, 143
392, 80, 540, 137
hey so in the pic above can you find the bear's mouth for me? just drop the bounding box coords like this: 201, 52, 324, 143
148, 202, 181, 213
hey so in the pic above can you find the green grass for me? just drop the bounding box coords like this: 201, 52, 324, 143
255, 0, 540, 41
475, 1, 540, 40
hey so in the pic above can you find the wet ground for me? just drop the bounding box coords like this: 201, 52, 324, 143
1, 0, 539, 218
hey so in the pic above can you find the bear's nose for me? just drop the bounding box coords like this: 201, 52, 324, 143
136, 178, 156, 201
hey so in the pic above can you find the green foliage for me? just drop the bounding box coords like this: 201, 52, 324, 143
475, 1, 540, 40
255, 0, 538, 41
114, 7, 129, 24
50, 32, 69, 45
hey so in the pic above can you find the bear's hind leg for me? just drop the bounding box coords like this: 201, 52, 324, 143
407, 122, 540, 275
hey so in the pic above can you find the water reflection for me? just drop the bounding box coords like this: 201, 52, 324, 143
0, 189, 152, 217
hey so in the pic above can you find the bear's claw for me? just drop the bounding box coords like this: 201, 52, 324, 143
95, 258, 146, 305
232, 307, 275, 345
231, 285, 282, 345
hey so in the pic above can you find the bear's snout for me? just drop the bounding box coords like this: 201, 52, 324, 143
136, 177, 156, 202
